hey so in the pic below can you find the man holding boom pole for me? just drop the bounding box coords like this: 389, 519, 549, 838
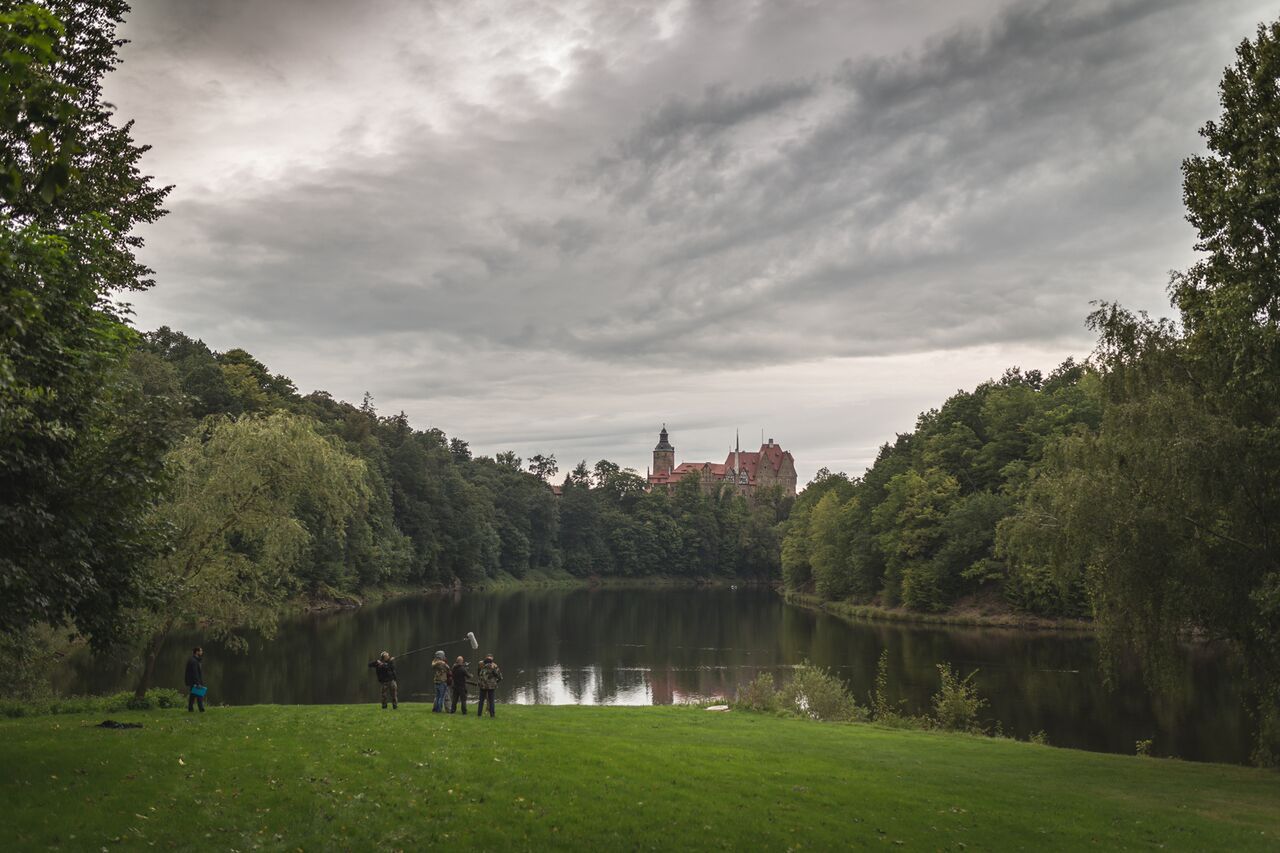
368, 651, 398, 710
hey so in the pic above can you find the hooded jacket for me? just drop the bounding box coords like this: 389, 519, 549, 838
184, 655, 204, 687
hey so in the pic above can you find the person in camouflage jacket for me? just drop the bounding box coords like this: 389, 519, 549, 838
476, 654, 502, 718
431, 651, 451, 712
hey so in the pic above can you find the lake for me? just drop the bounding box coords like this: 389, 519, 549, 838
54, 586, 1252, 763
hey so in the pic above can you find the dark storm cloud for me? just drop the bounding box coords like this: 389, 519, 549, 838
111, 0, 1273, 478
579, 0, 1220, 364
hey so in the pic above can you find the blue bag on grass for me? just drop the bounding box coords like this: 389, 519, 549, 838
190, 685, 208, 697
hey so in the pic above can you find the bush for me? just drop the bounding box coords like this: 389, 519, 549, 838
125, 689, 184, 710
931, 664, 988, 732
0, 689, 185, 718
783, 663, 866, 723
870, 650, 899, 721
1029, 730, 1049, 746
734, 672, 780, 713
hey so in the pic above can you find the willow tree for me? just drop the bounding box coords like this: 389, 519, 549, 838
1001, 21, 1280, 765
133, 413, 368, 696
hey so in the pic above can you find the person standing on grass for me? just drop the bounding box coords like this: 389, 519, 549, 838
185, 646, 206, 713
369, 651, 399, 709
431, 651, 451, 712
450, 656, 472, 714
476, 653, 502, 718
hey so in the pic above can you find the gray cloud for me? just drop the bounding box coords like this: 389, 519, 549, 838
111, 0, 1273, 481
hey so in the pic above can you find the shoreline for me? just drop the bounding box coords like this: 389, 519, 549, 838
295, 574, 770, 612
296, 578, 1098, 634
782, 590, 1096, 632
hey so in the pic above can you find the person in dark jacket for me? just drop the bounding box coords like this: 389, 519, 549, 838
368, 651, 398, 709
185, 647, 205, 712
449, 656, 472, 714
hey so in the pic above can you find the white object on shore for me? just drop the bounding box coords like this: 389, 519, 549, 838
705, 704, 730, 712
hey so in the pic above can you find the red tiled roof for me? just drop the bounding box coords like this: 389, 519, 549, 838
650, 440, 792, 488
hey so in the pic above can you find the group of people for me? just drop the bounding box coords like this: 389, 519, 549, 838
368, 650, 503, 716
181, 644, 504, 716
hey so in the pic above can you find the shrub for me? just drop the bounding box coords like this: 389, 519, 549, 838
870, 650, 899, 721
126, 689, 184, 710
734, 672, 780, 713
1135, 738, 1153, 757
866, 651, 934, 729
931, 663, 988, 732
1029, 730, 1049, 746
783, 663, 866, 723
0, 689, 185, 718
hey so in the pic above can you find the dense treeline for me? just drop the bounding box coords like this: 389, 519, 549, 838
781, 362, 1100, 615
134, 326, 788, 595
782, 22, 1280, 763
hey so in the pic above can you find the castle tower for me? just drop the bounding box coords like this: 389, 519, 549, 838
653, 424, 675, 477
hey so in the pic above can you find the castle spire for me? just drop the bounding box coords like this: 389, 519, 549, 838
652, 424, 675, 478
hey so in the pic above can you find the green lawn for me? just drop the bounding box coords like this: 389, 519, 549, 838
1, 704, 1276, 851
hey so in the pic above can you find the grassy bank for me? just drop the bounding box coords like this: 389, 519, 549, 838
2, 705, 1277, 850
785, 590, 1094, 632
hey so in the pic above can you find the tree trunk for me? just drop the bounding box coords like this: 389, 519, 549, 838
134, 624, 171, 699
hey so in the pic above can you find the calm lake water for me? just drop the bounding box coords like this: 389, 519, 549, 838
55, 586, 1252, 763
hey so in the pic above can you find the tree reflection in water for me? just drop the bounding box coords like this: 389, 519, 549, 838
54, 586, 1251, 763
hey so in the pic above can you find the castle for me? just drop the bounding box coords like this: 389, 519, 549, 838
646, 426, 797, 497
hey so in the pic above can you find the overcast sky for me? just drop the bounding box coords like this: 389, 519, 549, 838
108, 0, 1271, 483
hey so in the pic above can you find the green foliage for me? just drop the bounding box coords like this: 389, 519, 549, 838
780, 468, 854, 591
870, 649, 903, 722
732, 672, 780, 713
0, 688, 183, 719
0, 624, 67, 701
1135, 739, 1153, 758
782, 662, 866, 723
131, 413, 369, 693
129, 327, 786, 601
0, 5, 75, 205
998, 21, 1280, 764
931, 664, 988, 733
780, 364, 1098, 615
1, 1, 173, 648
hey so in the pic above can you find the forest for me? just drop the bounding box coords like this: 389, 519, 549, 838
132, 324, 789, 593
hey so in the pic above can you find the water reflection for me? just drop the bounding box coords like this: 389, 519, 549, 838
54, 586, 1252, 763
